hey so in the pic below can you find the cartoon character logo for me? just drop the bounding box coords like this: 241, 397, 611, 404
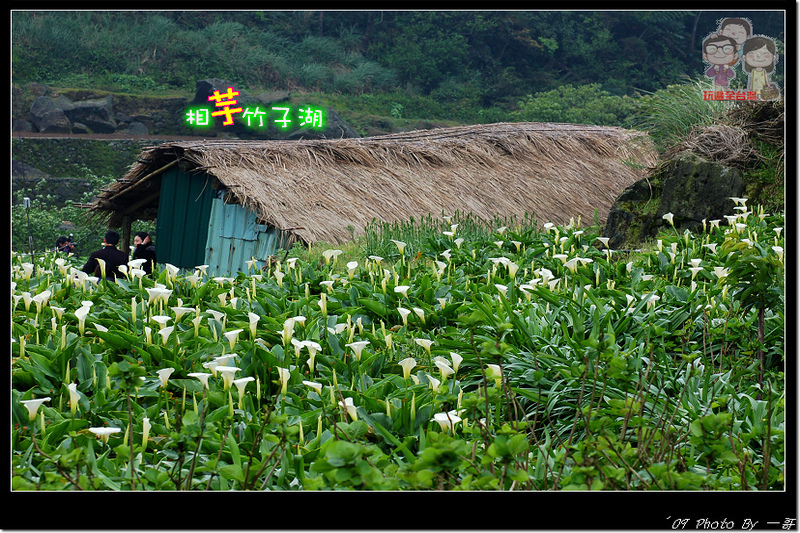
742, 35, 780, 100
702, 33, 739, 90
719, 17, 752, 62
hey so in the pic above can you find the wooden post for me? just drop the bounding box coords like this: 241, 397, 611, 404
122, 216, 132, 258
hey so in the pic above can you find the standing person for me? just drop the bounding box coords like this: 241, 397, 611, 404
81, 230, 128, 282
133, 231, 157, 276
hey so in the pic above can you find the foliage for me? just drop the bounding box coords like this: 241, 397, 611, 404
12, 11, 785, 127
11, 198, 784, 491
512, 84, 637, 127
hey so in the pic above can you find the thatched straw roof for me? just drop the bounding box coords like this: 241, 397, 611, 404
87, 122, 657, 245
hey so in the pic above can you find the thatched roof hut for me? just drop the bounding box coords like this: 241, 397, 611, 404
86, 122, 656, 273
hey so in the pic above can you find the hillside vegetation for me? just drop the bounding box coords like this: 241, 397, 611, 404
12, 11, 784, 128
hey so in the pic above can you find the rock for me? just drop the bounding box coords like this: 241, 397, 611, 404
12, 159, 51, 180
115, 111, 133, 124
604, 177, 661, 250
29, 96, 72, 133
62, 95, 117, 133
656, 151, 744, 231
13, 119, 33, 132
604, 151, 744, 248
71, 122, 92, 134
125, 122, 150, 136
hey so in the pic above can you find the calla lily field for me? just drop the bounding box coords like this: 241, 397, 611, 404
11, 202, 785, 491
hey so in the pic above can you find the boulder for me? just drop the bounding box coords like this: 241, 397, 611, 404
29, 96, 71, 133
656, 151, 744, 232
71, 122, 92, 134
604, 151, 745, 248
13, 119, 33, 132
62, 95, 116, 133
125, 122, 150, 136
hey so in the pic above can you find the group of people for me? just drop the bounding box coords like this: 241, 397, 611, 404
55, 230, 157, 282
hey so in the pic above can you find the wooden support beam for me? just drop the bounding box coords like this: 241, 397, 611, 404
110, 159, 179, 201
122, 216, 132, 256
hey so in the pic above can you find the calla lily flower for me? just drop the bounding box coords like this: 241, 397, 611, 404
320, 280, 335, 293
449, 352, 463, 373
397, 307, 411, 326
454, 237, 464, 249
662, 212, 674, 226
412, 307, 426, 324
432, 411, 462, 434
415, 338, 434, 354
74, 305, 90, 335
345, 340, 370, 361
224, 329, 243, 350
390, 240, 406, 255
280, 317, 296, 345
157, 326, 174, 345
772, 246, 783, 262
486, 364, 502, 388
435, 360, 454, 381
151, 315, 172, 330
217, 366, 241, 390
276, 367, 290, 395
88, 427, 122, 444
232, 376, 255, 406
322, 249, 343, 265
712, 267, 730, 280
142, 417, 151, 451
398, 357, 417, 380
248, 312, 260, 338
21, 397, 50, 421
427, 374, 441, 391
170, 306, 196, 322
340, 397, 358, 421
394, 285, 410, 298
347, 261, 358, 279
303, 380, 323, 395
157, 368, 174, 388
188, 372, 212, 389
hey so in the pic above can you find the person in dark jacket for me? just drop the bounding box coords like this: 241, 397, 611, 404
53, 236, 74, 254
133, 231, 157, 275
81, 230, 128, 282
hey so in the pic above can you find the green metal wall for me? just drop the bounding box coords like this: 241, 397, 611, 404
155, 168, 215, 270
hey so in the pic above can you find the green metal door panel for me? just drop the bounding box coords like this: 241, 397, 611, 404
220, 202, 258, 240
204, 198, 284, 275
156, 168, 215, 269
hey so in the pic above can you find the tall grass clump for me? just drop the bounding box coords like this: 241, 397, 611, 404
632, 77, 732, 153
